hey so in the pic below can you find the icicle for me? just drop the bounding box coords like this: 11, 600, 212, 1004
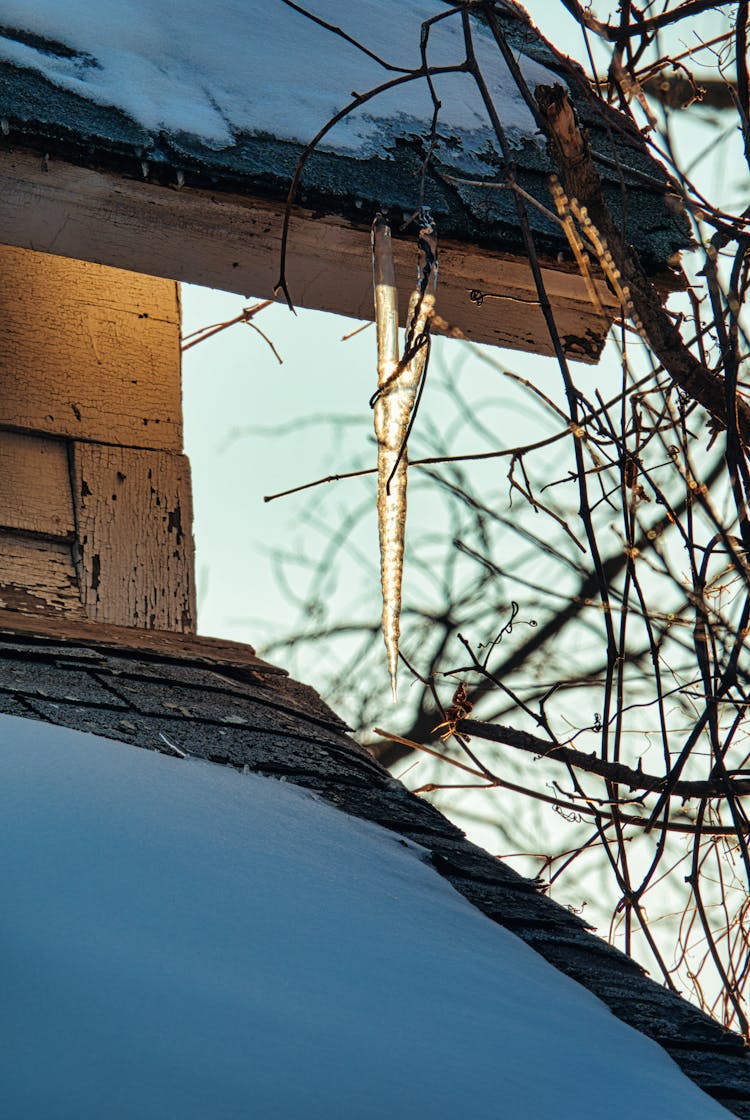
371, 214, 438, 701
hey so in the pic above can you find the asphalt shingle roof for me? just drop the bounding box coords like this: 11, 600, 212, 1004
1, 627, 748, 1117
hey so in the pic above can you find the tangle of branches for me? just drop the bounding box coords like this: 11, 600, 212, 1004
245, 0, 750, 1038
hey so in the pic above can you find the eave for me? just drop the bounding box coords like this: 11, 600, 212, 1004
0, 5, 690, 365
0, 141, 620, 360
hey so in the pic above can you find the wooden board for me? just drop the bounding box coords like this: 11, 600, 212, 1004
0, 242, 182, 449
0, 429, 74, 538
0, 147, 619, 361
0, 608, 286, 675
71, 443, 197, 632
0, 531, 84, 619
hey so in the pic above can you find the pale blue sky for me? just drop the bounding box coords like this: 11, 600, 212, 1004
182, 3, 733, 715
183, 4, 584, 646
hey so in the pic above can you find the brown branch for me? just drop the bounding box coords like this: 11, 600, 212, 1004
534, 82, 750, 446
643, 71, 737, 111
181, 300, 277, 354
737, 0, 750, 167
455, 719, 750, 801
373, 728, 750, 837
559, 0, 736, 42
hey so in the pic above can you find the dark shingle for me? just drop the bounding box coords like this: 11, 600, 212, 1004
1, 628, 749, 1114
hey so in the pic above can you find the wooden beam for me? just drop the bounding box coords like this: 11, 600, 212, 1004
0, 243, 182, 450
71, 443, 197, 633
0, 532, 84, 619
0, 147, 619, 361
0, 429, 74, 538
0, 608, 286, 675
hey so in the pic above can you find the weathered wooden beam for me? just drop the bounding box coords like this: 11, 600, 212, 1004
0, 245, 196, 633
0, 147, 619, 361
71, 443, 197, 633
0, 429, 74, 538
0, 532, 84, 619
0, 242, 182, 450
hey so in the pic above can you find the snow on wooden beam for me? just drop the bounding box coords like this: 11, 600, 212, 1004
0, 147, 619, 361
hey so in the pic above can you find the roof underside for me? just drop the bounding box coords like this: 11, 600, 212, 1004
0, 2, 688, 356
0, 622, 748, 1116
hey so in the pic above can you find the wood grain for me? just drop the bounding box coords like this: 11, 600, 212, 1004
71, 443, 196, 632
0, 242, 182, 449
0, 147, 619, 361
0, 429, 74, 537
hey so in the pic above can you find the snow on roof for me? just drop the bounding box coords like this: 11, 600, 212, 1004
2, 712, 732, 1119
0, 0, 554, 162
0, 0, 691, 291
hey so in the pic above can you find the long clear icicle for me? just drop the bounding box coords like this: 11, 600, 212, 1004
371, 214, 438, 701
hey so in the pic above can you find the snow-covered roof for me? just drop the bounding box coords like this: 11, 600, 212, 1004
0, 1, 688, 357
0, 0, 683, 256
1, 624, 749, 1116
0, 0, 553, 158
1, 711, 736, 1119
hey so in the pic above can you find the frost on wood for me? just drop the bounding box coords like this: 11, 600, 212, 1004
372, 215, 437, 701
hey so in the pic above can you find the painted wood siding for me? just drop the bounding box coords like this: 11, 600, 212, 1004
71, 443, 195, 631
0, 246, 195, 632
0, 244, 182, 448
